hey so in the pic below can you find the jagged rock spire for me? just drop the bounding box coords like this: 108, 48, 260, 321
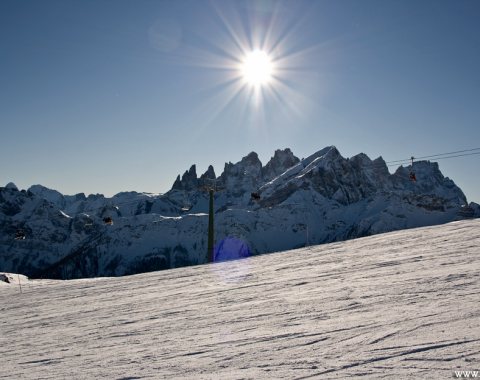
262, 148, 300, 182
200, 165, 216, 180
172, 165, 198, 191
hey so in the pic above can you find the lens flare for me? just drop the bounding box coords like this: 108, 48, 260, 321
211, 237, 252, 284
214, 236, 251, 262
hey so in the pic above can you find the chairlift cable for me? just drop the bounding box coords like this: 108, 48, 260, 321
386, 151, 480, 167
386, 147, 480, 164
420, 151, 480, 161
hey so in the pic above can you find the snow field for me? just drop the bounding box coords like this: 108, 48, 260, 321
1, 219, 479, 379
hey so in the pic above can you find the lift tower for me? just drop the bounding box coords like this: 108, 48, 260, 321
204, 178, 222, 263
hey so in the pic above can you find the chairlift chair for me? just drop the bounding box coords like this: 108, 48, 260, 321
409, 156, 417, 182
15, 229, 26, 240
103, 216, 113, 225
251, 192, 261, 201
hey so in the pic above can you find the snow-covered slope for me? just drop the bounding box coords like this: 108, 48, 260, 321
1, 219, 479, 379
1, 146, 478, 278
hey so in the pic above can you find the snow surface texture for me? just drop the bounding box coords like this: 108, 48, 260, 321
1, 219, 479, 379
1, 146, 479, 278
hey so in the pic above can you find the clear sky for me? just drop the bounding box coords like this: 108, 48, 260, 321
1, 0, 479, 202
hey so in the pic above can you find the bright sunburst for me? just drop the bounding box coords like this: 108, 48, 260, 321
177, 2, 321, 123
241, 50, 273, 87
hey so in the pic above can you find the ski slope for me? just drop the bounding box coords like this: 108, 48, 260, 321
1, 219, 479, 379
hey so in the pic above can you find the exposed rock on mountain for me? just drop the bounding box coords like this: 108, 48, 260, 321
262, 148, 300, 182
172, 165, 198, 191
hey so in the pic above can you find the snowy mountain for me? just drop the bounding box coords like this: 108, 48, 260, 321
1, 146, 478, 278
1, 219, 479, 378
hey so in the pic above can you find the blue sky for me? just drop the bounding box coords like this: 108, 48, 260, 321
1, 0, 479, 202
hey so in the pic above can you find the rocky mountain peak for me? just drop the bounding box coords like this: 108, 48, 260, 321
200, 165, 216, 181
300, 146, 339, 168
172, 164, 198, 191
217, 152, 263, 196
5, 182, 18, 191
28, 184, 65, 208
229, 152, 260, 171
262, 148, 300, 181
350, 152, 371, 164
371, 156, 389, 174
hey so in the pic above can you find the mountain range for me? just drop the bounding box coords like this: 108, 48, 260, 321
1, 146, 478, 278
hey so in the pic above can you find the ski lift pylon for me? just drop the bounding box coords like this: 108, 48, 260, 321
181, 191, 192, 212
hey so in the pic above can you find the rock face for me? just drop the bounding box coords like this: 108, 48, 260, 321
262, 148, 300, 182
0, 146, 476, 279
172, 165, 198, 191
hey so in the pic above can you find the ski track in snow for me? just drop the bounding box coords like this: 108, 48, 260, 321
1, 219, 479, 379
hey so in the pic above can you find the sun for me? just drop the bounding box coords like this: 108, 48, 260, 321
241, 50, 273, 87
